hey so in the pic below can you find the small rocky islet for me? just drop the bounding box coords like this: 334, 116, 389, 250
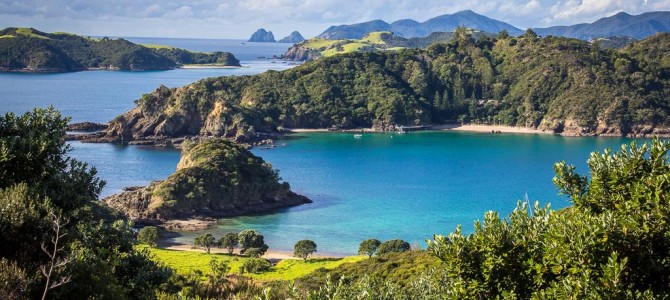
104, 138, 310, 229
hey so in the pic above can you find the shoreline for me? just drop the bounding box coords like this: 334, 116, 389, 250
159, 240, 345, 260
180, 65, 245, 69
432, 124, 553, 135
287, 124, 553, 136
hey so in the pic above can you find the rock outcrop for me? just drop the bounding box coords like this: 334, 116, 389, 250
278, 31, 306, 43
104, 139, 310, 225
282, 43, 321, 61
248, 29, 276, 42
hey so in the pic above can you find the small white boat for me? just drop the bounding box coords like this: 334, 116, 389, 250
353, 134, 363, 138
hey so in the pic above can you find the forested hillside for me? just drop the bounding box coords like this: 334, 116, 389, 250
101, 29, 670, 142
0, 27, 240, 72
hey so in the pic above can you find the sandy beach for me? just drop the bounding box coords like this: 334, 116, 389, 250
180, 65, 244, 69
432, 124, 554, 135
287, 124, 553, 135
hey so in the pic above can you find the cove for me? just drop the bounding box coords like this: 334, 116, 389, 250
75, 131, 640, 255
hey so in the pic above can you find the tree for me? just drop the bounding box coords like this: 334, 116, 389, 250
0, 108, 171, 299
238, 230, 268, 256
137, 226, 160, 248
376, 239, 410, 256
193, 233, 218, 254
293, 240, 317, 261
358, 239, 381, 258
219, 232, 238, 254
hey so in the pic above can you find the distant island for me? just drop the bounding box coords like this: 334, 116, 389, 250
248, 28, 276, 42
282, 30, 488, 61
278, 31, 306, 43
316, 10, 670, 41
105, 138, 310, 228
0, 27, 241, 72
317, 10, 522, 39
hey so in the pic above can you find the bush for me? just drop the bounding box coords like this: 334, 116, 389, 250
137, 226, 160, 247
376, 239, 410, 256
241, 258, 271, 273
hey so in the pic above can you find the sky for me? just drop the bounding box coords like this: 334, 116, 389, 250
1, 0, 669, 39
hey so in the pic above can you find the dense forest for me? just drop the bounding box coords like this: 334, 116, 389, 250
103, 29, 670, 143
0, 27, 240, 72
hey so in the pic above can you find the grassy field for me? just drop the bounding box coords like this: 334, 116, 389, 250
16, 28, 50, 39
140, 44, 176, 49
301, 32, 404, 58
144, 246, 365, 281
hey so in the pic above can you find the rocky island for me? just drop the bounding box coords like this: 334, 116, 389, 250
104, 138, 310, 228
278, 31, 306, 43
247, 28, 276, 42
0, 27, 241, 72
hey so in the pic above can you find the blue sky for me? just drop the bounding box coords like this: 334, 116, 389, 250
1, 0, 669, 39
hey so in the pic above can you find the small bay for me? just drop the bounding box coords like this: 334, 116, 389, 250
0, 38, 645, 255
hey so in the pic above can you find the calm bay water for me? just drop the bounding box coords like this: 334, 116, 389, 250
72, 132, 638, 255
0, 38, 644, 255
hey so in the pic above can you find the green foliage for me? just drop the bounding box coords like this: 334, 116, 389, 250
241, 258, 272, 274
193, 233, 218, 254
0, 27, 239, 72
141, 138, 303, 220
219, 232, 239, 254
358, 238, 381, 258
137, 226, 160, 248
376, 239, 410, 256
238, 230, 269, 256
297, 251, 442, 289
425, 139, 670, 298
0, 258, 30, 300
0, 107, 171, 299
293, 240, 317, 261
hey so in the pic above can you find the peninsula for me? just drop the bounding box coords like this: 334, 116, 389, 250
0, 27, 241, 72
88, 30, 670, 145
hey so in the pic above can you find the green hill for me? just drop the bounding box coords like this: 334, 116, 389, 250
282, 30, 487, 61
98, 30, 670, 141
104, 138, 310, 222
0, 27, 240, 72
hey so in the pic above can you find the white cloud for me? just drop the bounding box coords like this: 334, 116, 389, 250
0, 0, 669, 38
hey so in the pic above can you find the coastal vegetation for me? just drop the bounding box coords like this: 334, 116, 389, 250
4, 106, 670, 299
104, 139, 310, 223
102, 29, 670, 143
293, 240, 318, 261
0, 107, 171, 299
0, 27, 240, 72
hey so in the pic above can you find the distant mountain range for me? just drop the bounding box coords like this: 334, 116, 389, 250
316, 10, 670, 41
534, 11, 670, 40
318, 10, 522, 39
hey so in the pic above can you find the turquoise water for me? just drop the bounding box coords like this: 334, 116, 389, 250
0, 39, 644, 255
70, 132, 638, 255
171, 131, 635, 255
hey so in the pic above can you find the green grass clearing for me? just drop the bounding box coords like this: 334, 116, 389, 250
16, 28, 50, 39
141, 44, 176, 50
144, 245, 365, 281
0, 35, 15, 39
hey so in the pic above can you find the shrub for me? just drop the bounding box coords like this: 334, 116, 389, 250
376, 239, 410, 256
